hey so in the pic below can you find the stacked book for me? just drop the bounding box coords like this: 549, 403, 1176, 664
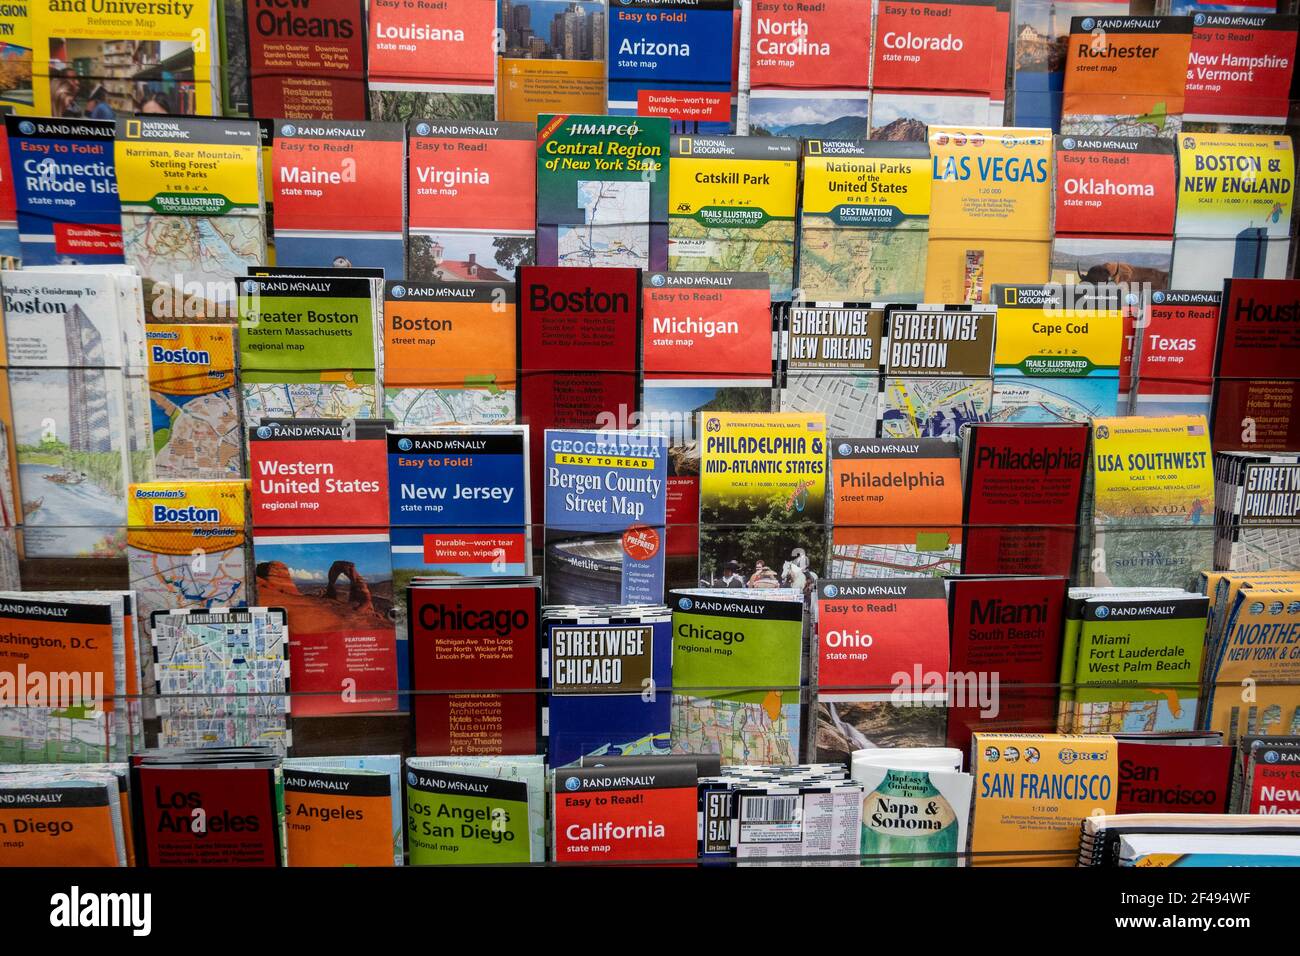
1079, 813, 1300, 867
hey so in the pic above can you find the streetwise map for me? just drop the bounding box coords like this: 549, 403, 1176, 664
880, 378, 993, 438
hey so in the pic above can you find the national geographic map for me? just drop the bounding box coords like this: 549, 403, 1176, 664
798, 218, 928, 301
668, 223, 794, 300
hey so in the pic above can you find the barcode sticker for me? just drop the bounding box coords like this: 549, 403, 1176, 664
741, 795, 799, 823
737, 794, 804, 845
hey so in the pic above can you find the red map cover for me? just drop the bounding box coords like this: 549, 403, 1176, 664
135, 766, 281, 867
946, 575, 1066, 753
1054, 137, 1176, 239
1247, 752, 1300, 814
1215, 278, 1300, 380
246, 0, 367, 119
272, 123, 406, 235
552, 763, 698, 862
1117, 742, 1233, 814
517, 266, 641, 509
1135, 291, 1219, 401
248, 419, 389, 528
960, 423, 1089, 576
871, 1, 995, 95
408, 582, 540, 756
1212, 279, 1300, 450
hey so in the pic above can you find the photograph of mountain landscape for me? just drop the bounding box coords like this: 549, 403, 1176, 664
254, 537, 394, 634
870, 92, 989, 141
746, 94, 869, 139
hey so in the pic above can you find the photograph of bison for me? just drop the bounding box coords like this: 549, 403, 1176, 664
1050, 237, 1172, 292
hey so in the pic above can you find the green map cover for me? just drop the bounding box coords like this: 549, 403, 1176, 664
669, 588, 804, 764
405, 765, 532, 865
238, 276, 380, 421
1072, 595, 1208, 735
536, 114, 670, 270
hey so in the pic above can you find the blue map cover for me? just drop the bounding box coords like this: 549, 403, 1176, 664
387, 427, 530, 662
545, 612, 673, 767
606, 0, 735, 134
543, 429, 669, 605
6, 116, 122, 266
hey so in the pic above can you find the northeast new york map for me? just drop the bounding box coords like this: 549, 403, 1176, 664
121, 212, 264, 301
668, 223, 794, 300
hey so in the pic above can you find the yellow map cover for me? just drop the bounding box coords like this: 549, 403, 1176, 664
1175, 133, 1294, 240
146, 324, 241, 479
1204, 582, 1300, 742
992, 285, 1125, 423
126, 480, 250, 623
698, 411, 828, 587
1091, 415, 1213, 526
1090, 414, 1213, 588
971, 733, 1117, 866
926, 128, 1052, 302
0, 7, 33, 115
115, 117, 261, 212
1206, 571, 1300, 681
32, 0, 217, 116
497, 58, 605, 125
994, 289, 1124, 371
798, 140, 930, 302
115, 116, 265, 314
